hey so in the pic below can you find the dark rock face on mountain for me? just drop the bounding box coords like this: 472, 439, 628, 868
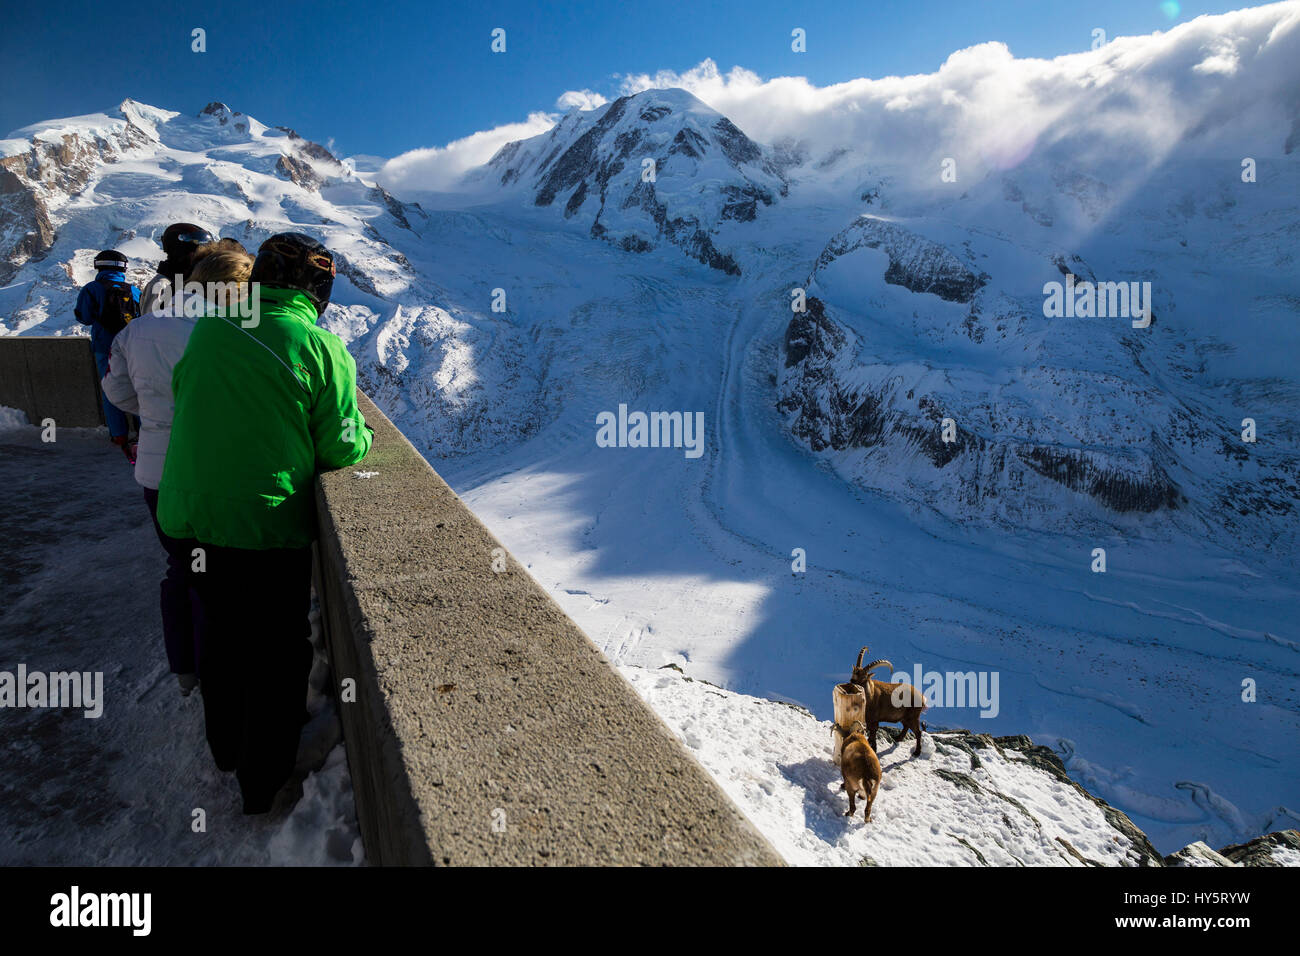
778, 300, 981, 468
533, 94, 631, 208
199, 101, 248, 134
367, 184, 419, 232
268, 125, 347, 192
1017, 445, 1182, 513
486, 89, 785, 275
783, 295, 845, 370
0, 160, 55, 285
1164, 829, 1300, 866
778, 294, 1191, 520
1216, 829, 1300, 866
273, 125, 342, 167
814, 217, 986, 303
617, 178, 741, 275
275, 153, 324, 190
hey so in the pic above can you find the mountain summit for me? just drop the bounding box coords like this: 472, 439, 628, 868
483, 88, 788, 273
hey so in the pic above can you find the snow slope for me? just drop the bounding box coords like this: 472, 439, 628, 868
623, 664, 1162, 866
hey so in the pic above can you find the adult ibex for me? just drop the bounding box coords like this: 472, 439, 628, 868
850, 646, 928, 757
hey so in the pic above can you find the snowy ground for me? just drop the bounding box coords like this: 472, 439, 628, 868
622, 664, 1157, 866
0, 413, 360, 865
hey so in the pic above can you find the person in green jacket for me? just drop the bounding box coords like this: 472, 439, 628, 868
157, 232, 371, 814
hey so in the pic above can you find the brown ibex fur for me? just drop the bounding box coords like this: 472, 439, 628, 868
840, 720, 882, 822
850, 646, 928, 757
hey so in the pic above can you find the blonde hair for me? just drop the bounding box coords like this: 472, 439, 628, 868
190, 250, 255, 305
191, 238, 249, 265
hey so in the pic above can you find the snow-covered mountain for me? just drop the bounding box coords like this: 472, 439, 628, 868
0, 100, 546, 457
0, 99, 426, 320
3, 4, 1299, 861
778, 184, 1300, 550
474, 88, 788, 273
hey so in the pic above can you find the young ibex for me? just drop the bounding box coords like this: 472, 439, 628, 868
850, 646, 928, 757
840, 720, 882, 822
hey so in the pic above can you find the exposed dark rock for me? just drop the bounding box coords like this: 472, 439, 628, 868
494, 90, 781, 275
564, 179, 589, 218
275, 153, 323, 191
535, 95, 630, 207
713, 117, 762, 165
815, 217, 985, 303
611, 179, 740, 275
1164, 841, 1237, 866
781, 296, 844, 368
669, 127, 707, 159
719, 183, 774, 222
1217, 829, 1300, 866
366, 184, 420, 232
1017, 445, 1181, 513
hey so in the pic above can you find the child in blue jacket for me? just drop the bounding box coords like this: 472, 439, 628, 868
75, 249, 141, 459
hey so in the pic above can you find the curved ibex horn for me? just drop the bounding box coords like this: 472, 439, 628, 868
855, 646, 869, 669
865, 658, 892, 674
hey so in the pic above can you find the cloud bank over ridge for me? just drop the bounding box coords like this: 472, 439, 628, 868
375, 3, 1300, 196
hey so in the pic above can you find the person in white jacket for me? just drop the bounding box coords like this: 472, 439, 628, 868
102, 246, 254, 696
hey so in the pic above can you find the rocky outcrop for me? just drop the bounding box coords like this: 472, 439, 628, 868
269, 124, 346, 193
367, 184, 421, 233
1165, 841, 1238, 866
628, 666, 1246, 867
1163, 830, 1300, 866
1216, 829, 1300, 866
917, 728, 1290, 868
616, 178, 741, 275
199, 101, 247, 133
275, 153, 324, 190
970, 733, 1165, 866
814, 216, 986, 303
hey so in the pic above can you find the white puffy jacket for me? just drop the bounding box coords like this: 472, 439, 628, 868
101, 299, 199, 489
138, 273, 175, 316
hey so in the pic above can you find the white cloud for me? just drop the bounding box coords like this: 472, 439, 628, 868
377, 110, 557, 193
378, 3, 1300, 196
556, 89, 608, 111
614, 6, 1299, 174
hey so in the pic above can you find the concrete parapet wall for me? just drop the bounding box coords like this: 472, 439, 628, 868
315, 393, 783, 865
0, 336, 103, 428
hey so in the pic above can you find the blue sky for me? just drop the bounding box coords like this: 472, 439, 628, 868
1, 0, 1259, 159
